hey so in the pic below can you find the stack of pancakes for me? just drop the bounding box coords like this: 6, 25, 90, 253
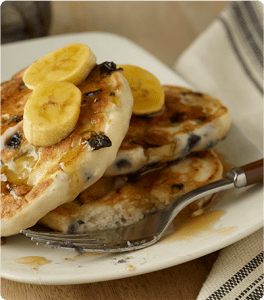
1, 64, 231, 236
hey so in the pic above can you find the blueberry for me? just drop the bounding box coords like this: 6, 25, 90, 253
5, 131, 22, 149
182, 134, 201, 154
170, 112, 185, 123
99, 62, 117, 76
115, 159, 132, 171
171, 183, 184, 190
86, 133, 112, 151
70, 220, 85, 234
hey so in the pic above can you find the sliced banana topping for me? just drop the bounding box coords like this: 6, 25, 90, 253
23, 81, 82, 147
119, 64, 165, 115
23, 43, 96, 89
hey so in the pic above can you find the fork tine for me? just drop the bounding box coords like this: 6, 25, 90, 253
21, 228, 160, 253
34, 236, 159, 253
34, 237, 106, 247
20, 229, 99, 240
21, 229, 101, 242
35, 241, 109, 253
30, 236, 105, 245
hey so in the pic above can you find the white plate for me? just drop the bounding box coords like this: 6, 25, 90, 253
1, 32, 263, 285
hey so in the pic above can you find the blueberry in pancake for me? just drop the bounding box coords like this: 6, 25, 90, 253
105, 85, 231, 176
1, 44, 133, 237
39, 149, 223, 234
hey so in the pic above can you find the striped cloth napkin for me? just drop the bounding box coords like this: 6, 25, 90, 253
174, 2, 263, 300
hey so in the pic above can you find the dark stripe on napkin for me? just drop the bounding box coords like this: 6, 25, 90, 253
245, 284, 264, 300
231, 1, 262, 66
241, 2, 263, 38
218, 16, 263, 94
206, 252, 263, 300
236, 274, 264, 300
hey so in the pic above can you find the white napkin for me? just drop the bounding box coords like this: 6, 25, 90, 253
174, 2, 263, 300
197, 228, 263, 300
174, 1, 263, 152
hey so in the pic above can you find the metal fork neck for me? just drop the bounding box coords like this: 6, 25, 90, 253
226, 168, 247, 188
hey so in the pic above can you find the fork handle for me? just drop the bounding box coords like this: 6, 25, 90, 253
227, 158, 263, 188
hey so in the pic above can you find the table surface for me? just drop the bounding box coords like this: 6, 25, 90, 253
1, 3, 227, 299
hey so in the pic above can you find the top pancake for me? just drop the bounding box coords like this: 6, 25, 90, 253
1, 62, 133, 236
105, 85, 231, 176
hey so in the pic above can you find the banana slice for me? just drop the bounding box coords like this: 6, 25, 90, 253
23, 43, 96, 89
119, 64, 165, 115
23, 81, 82, 146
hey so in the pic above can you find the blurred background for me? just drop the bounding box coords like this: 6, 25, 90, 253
1, 1, 229, 67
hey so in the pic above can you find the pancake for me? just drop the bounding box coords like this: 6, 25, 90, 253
105, 85, 231, 176
39, 149, 223, 234
1, 62, 133, 236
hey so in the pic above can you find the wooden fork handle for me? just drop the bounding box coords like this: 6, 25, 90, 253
239, 158, 263, 186
227, 158, 263, 188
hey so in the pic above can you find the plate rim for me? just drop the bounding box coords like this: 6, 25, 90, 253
1, 31, 263, 285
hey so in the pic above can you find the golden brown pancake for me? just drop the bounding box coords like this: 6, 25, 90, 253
39, 149, 223, 234
105, 85, 231, 176
1, 62, 133, 236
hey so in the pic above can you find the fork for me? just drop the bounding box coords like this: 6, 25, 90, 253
21, 158, 263, 253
